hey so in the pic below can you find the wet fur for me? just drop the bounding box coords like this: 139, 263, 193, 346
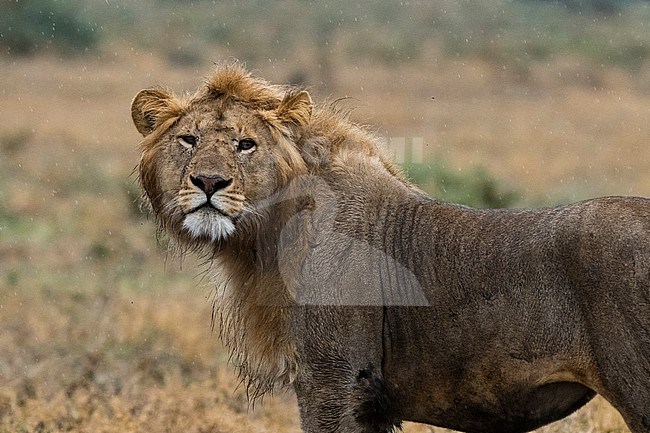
132, 62, 650, 433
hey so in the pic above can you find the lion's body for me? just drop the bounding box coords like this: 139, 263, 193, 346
132, 62, 650, 433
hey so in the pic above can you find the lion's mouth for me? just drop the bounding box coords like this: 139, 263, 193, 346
182, 205, 236, 241
178, 190, 246, 242
187, 202, 231, 218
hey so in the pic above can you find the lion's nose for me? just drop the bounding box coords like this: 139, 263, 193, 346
190, 174, 233, 197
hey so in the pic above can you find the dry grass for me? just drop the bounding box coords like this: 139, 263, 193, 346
1, 50, 645, 432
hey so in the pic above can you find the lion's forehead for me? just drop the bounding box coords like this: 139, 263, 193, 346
177, 105, 267, 139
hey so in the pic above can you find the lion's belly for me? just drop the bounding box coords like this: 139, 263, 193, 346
392, 379, 595, 433
382, 305, 594, 432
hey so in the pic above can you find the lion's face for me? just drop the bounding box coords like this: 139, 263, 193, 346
131, 67, 312, 246
156, 102, 280, 242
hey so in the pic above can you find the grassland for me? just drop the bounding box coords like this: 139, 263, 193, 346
2, 1, 650, 432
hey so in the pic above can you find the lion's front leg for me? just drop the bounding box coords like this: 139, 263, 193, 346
291, 306, 400, 433
294, 362, 400, 433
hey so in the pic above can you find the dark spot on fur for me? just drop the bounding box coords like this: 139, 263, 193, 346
353, 364, 401, 433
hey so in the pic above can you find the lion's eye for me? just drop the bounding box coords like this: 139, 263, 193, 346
237, 138, 256, 153
178, 135, 198, 149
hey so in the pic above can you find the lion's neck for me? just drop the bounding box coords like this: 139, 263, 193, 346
321, 157, 432, 246
213, 156, 437, 394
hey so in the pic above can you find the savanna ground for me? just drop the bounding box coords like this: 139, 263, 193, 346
2, 1, 650, 432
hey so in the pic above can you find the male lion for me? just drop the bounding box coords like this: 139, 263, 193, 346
131, 62, 650, 433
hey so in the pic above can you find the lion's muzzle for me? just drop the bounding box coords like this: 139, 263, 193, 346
179, 173, 244, 241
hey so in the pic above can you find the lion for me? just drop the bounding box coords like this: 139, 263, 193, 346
131, 61, 650, 433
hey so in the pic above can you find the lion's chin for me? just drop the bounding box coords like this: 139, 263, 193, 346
182, 211, 235, 242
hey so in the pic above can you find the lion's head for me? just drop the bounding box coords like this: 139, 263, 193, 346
131, 62, 313, 249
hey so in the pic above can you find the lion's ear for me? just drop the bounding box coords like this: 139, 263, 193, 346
131, 88, 175, 136
277, 90, 312, 130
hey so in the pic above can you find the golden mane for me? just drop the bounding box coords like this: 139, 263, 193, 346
202, 61, 405, 181
201, 61, 286, 109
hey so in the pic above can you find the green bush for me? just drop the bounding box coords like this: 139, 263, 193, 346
524, 0, 640, 14
0, 0, 100, 55
4, 0, 650, 73
441, 0, 650, 72
404, 161, 520, 209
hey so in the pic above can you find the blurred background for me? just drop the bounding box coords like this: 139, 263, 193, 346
1, 0, 648, 431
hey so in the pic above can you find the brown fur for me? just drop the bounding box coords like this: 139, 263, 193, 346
132, 62, 650, 433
